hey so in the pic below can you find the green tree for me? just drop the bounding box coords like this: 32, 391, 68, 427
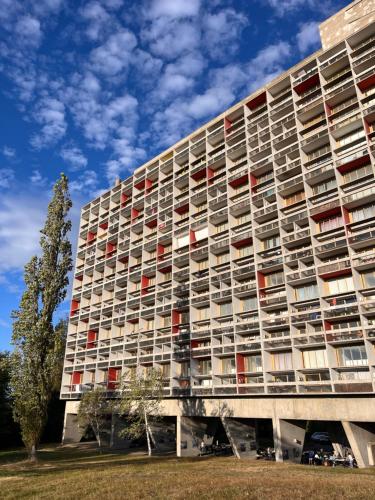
0, 351, 20, 448
10, 174, 72, 461
77, 387, 110, 451
116, 369, 164, 456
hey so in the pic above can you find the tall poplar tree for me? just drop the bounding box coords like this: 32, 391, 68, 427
10, 174, 72, 461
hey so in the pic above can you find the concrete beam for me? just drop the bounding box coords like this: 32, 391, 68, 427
342, 421, 375, 468
273, 418, 306, 464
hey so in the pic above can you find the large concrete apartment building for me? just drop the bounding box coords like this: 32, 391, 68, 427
61, 0, 375, 467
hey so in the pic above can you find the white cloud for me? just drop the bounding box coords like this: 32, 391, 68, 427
0, 169, 15, 189
2, 146, 16, 159
31, 97, 67, 149
80, 1, 113, 41
14, 15, 42, 47
296, 21, 321, 54
60, 145, 88, 170
148, 0, 201, 18
90, 30, 137, 75
203, 8, 248, 59
70, 169, 99, 194
0, 193, 46, 274
30, 169, 47, 186
263, 0, 334, 16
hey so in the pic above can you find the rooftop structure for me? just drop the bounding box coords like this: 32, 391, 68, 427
62, 1, 375, 467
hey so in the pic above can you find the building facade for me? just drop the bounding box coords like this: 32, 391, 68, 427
62, 1, 375, 467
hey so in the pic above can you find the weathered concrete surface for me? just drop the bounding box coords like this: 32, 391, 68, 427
273, 418, 306, 464
319, 0, 375, 50
342, 421, 375, 467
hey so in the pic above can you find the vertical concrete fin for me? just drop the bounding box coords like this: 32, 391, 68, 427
342, 421, 375, 468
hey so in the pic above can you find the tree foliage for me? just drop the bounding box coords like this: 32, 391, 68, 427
0, 351, 21, 448
116, 369, 164, 456
10, 174, 72, 460
77, 387, 110, 451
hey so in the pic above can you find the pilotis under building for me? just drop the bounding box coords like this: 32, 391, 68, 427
61, 0, 375, 467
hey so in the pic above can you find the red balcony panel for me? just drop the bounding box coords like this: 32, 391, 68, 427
337, 154, 370, 174
172, 310, 181, 325
320, 269, 351, 280
207, 167, 214, 185
86, 329, 97, 349
191, 168, 206, 181
146, 218, 157, 228
190, 229, 196, 244
311, 206, 341, 222
224, 117, 232, 134
250, 173, 257, 191
257, 271, 265, 289
175, 203, 189, 215
159, 264, 172, 274
357, 74, 375, 92
232, 237, 252, 249
70, 299, 80, 317
141, 275, 149, 295
157, 243, 165, 257
191, 340, 199, 349
106, 242, 116, 257
229, 174, 248, 188
145, 178, 153, 194
324, 320, 332, 330
75, 274, 83, 281
71, 371, 82, 385
134, 179, 145, 191
246, 91, 267, 110
108, 367, 121, 390
236, 353, 245, 384
131, 208, 139, 220
87, 231, 96, 244
293, 73, 320, 95
119, 255, 128, 264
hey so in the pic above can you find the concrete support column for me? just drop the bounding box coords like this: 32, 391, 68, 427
62, 413, 83, 444
221, 418, 257, 459
342, 421, 375, 468
273, 418, 306, 463
176, 416, 206, 457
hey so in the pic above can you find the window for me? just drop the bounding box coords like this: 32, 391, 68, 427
134, 281, 141, 291
219, 302, 232, 316
262, 235, 280, 250
337, 345, 368, 367
180, 362, 190, 377
325, 275, 354, 295
196, 203, 207, 213
350, 203, 375, 223
284, 190, 305, 207
237, 244, 253, 258
146, 319, 154, 330
294, 283, 318, 301
256, 171, 274, 184
235, 213, 251, 225
244, 355, 262, 372
331, 319, 360, 330
302, 349, 327, 369
216, 252, 230, 265
163, 316, 171, 327
214, 222, 228, 233
343, 164, 372, 184
198, 259, 209, 271
221, 358, 236, 374
361, 270, 375, 288
272, 351, 293, 371
197, 307, 210, 320
242, 297, 257, 311
148, 250, 156, 259
337, 128, 365, 148
319, 214, 343, 232
163, 272, 172, 281
197, 359, 212, 375
161, 364, 170, 378
234, 184, 248, 195
130, 322, 139, 333
312, 177, 336, 195
265, 271, 284, 287
148, 277, 156, 286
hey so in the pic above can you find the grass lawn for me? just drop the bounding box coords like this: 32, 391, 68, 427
1, 444, 375, 499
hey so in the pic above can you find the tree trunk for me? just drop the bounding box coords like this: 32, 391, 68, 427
144, 410, 152, 457
29, 444, 37, 463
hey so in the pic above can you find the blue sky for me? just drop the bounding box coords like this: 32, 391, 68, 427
0, 0, 349, 350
